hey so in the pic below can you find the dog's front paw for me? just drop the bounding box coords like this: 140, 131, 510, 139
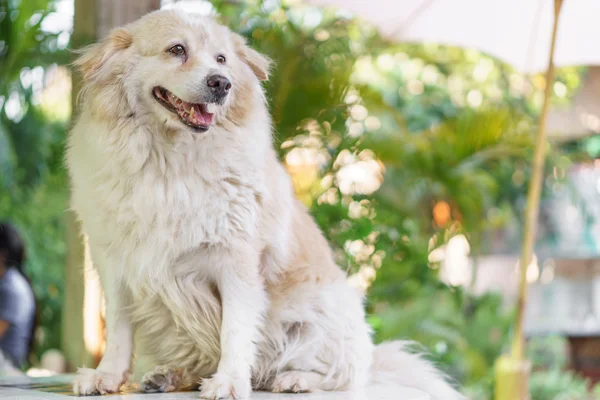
72, 367, 127, 395
199, 373, 251, 399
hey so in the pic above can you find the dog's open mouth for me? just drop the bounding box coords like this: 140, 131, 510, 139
153, 87, 216, 132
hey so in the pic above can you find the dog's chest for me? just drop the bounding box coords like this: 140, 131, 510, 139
91, 165, 261, 265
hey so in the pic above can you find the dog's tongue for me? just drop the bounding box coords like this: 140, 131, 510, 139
189, 104, 213, 126
165, 92, 213, 126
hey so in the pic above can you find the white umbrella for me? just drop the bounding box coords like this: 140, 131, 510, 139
305, 0, 600, 74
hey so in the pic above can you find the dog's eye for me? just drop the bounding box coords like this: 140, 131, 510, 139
168, 45, 186, 57
216, 55, 226, 65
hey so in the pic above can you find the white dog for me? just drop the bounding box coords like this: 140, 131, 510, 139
66, 10, 464, 400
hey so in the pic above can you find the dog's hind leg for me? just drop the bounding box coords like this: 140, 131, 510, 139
271, 370, 325, 393
140, 365, 197, 393
261, 281, 374, 393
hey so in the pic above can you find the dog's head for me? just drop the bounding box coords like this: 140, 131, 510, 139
74, 10, 271, 133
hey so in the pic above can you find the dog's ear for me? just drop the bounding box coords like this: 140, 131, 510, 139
73, 28, 133, 81
233, 34, 272, 81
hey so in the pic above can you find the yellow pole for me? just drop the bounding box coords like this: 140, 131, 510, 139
495, 0, 564, 399
512, 0, 564, 362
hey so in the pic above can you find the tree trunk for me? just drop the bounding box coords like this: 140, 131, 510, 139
63, 0, 160, 372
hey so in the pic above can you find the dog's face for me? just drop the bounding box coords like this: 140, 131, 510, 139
75, 10, 270, 133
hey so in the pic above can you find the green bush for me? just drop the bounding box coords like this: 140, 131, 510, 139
0, 0, 69, 364
529, 369, 592, 400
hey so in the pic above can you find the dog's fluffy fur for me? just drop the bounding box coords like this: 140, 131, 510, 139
66, 10, 463, 400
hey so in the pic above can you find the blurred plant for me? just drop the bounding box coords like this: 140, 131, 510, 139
369, 107, 533, 246
524, 336, 600, 400
0, 0, 69, 363
372, 289, 513, 390
529, 369, 593, 400
527, 335, 569, 371
0, 0, 69, 191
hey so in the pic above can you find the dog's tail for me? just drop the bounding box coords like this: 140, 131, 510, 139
370, 341, 465, 400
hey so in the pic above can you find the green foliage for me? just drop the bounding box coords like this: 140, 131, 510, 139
524, 336, 600, 400
0, 0, 68, 363
0, 0, 68, 190
527, 335, 569, 371
372, 289, 513, 387
368, 108, 533, 241
529, 369, 592, 400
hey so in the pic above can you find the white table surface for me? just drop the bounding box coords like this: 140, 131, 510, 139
0, 375, 431, 400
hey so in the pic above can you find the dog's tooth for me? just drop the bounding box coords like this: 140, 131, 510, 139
189, 107, 195, 118
206, 104, 217, 114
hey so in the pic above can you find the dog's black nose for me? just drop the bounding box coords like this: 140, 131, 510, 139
206, 75, 232, 97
